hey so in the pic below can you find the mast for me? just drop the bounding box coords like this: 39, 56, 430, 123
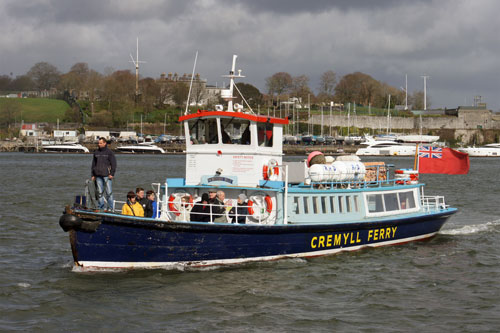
386, 94, 391, 135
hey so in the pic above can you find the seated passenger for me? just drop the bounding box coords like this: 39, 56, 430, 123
212, 190, 228, 223
121, 191, 145, 217
146, 190, 159, 218
175, 195, 192, 221
191, 193, 210, 222
229, 193, 248, 224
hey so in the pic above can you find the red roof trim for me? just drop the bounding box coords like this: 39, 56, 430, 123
179, 110, 289, 125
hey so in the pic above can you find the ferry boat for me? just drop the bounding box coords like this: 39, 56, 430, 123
116, 144, 166, 154
42, 143, 90, 153
457, 143, 500, 157
59, 55, 457, 270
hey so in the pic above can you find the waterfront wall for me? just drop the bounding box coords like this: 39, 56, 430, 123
310, 109, 500, 143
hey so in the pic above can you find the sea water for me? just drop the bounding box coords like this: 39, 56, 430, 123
0, 153, 499, 331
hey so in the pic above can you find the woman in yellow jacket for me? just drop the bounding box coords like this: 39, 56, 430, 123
121, 191, 144, 217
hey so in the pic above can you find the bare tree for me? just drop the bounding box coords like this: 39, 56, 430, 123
27, 62, 61, 90
0, 99, 21, 127
266, 72, 293, 97
319, 70, 337, 96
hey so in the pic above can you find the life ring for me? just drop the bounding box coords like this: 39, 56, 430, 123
263, 159, 280, 181
395, 169, 419, 184
168, 193, 194, 216
247, 195, 273, 221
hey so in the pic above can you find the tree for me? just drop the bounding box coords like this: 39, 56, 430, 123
266, 72, 293, 97
0, 99, 21, 127
171, 82, 189, 107
27, 62, 61, 90
0, 75, 12, 91
335, 72, 384, 107
410, 90, 430, 110
291, 75, 312, 102
139, 77, 161, 113
319, 70, 337, 97
235, 82, 263, 108
9, 75, 35, 91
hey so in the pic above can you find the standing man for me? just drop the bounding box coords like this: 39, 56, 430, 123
91, 137, 117, 211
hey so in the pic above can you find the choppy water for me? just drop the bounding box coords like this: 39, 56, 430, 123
1, 153, 499, 332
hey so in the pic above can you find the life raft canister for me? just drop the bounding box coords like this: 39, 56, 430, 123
263, 159, 279, 181
394, 169, 419, 184
168, 193, 194, 216
247, 195, 273, 219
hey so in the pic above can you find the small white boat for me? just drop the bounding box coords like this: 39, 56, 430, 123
458, 143, 500, 157
116, 144, 166, 154
356, 136, 415, 156
42, 143, 90, 153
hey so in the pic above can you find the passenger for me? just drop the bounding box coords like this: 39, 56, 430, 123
136, 187, 151, 216
229, 193, 248, 224
91, 137, 116, 211
176, 195, 192, 221
146, 190, 159, 218
207, 189, 217, 222
190, 193, 210, 222
121, 191, 145, 217
212, 190, 228, 223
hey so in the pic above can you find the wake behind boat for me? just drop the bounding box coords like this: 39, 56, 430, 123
59, 55, 457, 271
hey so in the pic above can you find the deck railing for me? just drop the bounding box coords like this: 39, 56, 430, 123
421, 195, 447, 212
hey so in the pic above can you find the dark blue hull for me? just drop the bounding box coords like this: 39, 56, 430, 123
66, 209, 456, 270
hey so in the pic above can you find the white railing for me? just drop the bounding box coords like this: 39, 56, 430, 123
421, 195, 447, 213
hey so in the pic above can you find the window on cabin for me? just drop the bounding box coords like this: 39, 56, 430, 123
303, 197, 309, 214
312, 197, 318, 214
220, 118, 251, 145
367, 194, 384, 213
188, 118, 218, 144
257, 122, 273, 147
293, 196, 300, 214
353, 196, 359, 212
398, 191, 416, 210
346, 196, 352, 213
321, 196, 327, 214
384, 193, 399, 211
329, 196, 335, 213
338, 196, 344, 213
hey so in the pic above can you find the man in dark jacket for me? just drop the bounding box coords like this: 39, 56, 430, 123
191, 193, 210, 222
136, 187, 152, 217
91, 138, 117, 210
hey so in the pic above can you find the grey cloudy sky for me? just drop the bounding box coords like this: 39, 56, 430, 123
1, 0, 499, 110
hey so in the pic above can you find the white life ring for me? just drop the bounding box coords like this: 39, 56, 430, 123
263, 159, 279, 181
168, 193, 193, 216
247, 194, 273, 221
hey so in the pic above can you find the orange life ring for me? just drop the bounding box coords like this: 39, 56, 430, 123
263, 160, 279, 180
168, 194, 193, 216
247, 195, 273, 215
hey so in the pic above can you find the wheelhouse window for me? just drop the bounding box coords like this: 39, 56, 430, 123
399, 191, 416, 210
188, 118, 218, 144
257, 122, 273, 147
366, 189, 418, 215
220, 118, 251, 145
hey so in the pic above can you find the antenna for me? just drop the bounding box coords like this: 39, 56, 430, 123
421, 75, 430, 111
184, 51, 199, 115
129, 37, 146, 100
400, 74, 408, 110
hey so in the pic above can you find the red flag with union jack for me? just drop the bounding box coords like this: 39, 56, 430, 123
418, 146, 470, 174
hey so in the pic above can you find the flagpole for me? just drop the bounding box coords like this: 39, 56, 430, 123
414, 143, 419, 171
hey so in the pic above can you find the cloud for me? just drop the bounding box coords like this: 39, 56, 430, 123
0, 0, 499, 110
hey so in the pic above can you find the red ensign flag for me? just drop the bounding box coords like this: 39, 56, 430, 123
418, 146, 470, 174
